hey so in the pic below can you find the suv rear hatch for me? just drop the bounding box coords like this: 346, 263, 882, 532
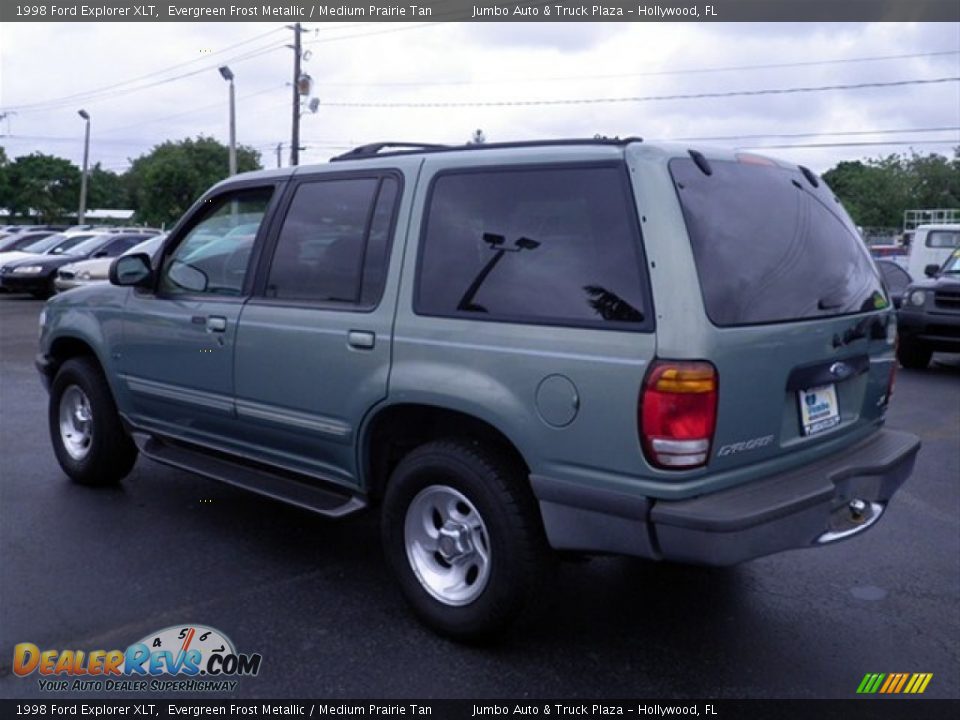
667, 153, 895, 477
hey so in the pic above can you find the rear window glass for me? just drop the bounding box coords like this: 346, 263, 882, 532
926, 230, 960, 248
670, 158, 886, 326
20, 234, 59, 252
416, 165, 650, 329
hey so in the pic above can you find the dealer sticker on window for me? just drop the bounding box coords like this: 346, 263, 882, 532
799, 384, 840, 436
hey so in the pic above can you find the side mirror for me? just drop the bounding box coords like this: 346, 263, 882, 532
93, 250, 108, 258
110, 253, 153, 287
924, 264, 940, 278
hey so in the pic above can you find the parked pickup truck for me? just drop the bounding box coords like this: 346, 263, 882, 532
37, 138, 920, 639
897, 248, 960, 368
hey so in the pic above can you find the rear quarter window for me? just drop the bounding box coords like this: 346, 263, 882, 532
415, 164, 652, 330
670, 157, 887, 326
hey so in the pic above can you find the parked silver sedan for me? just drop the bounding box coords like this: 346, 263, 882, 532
55, 234, 165, 292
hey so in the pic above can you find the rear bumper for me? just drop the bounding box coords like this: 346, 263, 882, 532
532, 429, 920, 566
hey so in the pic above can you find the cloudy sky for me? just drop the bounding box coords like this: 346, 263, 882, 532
0, 20, 958, 174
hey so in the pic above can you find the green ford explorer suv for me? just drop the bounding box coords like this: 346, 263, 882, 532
37, 138, 921, 639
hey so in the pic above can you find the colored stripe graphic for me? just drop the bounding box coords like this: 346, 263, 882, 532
893, 673, 910, 693
906, 673, 934, 694
857, 673, 885, 693
857, 672, 933, 694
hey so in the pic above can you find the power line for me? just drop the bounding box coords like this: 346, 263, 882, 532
315, 76, 960, 108
1, 27, 286, 112
0, 135, 147, 145
313, 49, 960, 87
99, 85, 288, 133
303, 22, 441, 45
669, 126, 960, 142
2, 39, 288, 114
742, 139, 960, 150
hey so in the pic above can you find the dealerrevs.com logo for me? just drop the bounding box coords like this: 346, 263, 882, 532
14, 624, 262, 692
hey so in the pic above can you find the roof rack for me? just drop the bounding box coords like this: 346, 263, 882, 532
331, 142, 449, 161
329, 136, 642, 162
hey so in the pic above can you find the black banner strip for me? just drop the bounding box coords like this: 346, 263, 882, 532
0, 700, 958, 720
2, 1, 959, 23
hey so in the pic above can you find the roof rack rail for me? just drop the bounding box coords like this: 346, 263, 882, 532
330, 136, 643, 162
331, 142, 448, 161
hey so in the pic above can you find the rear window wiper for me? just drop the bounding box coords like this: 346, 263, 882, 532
817, 294, 845, 311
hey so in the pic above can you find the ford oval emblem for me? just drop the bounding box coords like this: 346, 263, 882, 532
830, 361, 852, 379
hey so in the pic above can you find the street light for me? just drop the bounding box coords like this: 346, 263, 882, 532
77, 109, 90, 225
218, 66, 236, 176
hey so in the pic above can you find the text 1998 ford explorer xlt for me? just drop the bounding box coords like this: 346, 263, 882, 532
37, 139, 920, 639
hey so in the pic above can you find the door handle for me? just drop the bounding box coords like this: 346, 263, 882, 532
207, 316, 227, 333
348, 330, 375, 349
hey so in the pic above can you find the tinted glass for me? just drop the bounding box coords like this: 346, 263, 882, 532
161, 188, 274, 297
266, 177, 384, 304
51, 234, 104, 257
20, 233, 59, 252
361, 178, 399, 306
417, 166, 648, 327
942, 249, 960, 274
670, 158, 886, 326
878, 261, 911, 296
926, 230, 960, 248
100, 236, 145, 257
125, 235, 165, 257
2, 235, 44, 252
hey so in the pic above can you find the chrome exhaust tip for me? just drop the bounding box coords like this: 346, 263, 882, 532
816, 499, 885, 544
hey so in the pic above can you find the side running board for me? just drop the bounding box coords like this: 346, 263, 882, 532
133, 433, 367, 519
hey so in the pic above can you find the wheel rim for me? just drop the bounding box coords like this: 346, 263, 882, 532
404, 485, 492, 606
58, 385, 93, 461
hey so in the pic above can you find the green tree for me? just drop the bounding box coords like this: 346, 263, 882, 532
0, 146, 11, 212
126, 136, 260, 227
5, 153, 81, 222
908, 151, 960, 209
87, 163, 129, 210
822, 149, 960, 228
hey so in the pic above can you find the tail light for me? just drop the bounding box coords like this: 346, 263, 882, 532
640, 360, 718, 469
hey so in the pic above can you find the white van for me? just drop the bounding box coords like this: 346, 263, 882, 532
907, 224, 960, 279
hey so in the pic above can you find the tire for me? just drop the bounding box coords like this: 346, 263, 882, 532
897, 341, 932, 369
31, 278, 55, 300
49, 357, 138, 486
381, 439, 549, 641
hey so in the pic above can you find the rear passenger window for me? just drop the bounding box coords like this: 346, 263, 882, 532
102, 237, 142, 256
266, 176, 399, 305
416, 166, 649, 328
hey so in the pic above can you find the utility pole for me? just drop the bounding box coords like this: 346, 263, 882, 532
290, 22, 302, 166
77, 109, 91, 224
276, 143, 283, 168
218, 66, 237, 176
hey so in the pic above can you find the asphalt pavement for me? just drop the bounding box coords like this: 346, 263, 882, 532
1, 294, 958, 700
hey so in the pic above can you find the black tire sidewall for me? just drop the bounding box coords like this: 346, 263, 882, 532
49, 358, 132, 485
382, 443, 534, 639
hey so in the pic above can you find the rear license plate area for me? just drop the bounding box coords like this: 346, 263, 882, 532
798, 384, 840, 436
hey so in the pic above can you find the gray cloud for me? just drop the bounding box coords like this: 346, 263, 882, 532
0, 21, 957, 175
